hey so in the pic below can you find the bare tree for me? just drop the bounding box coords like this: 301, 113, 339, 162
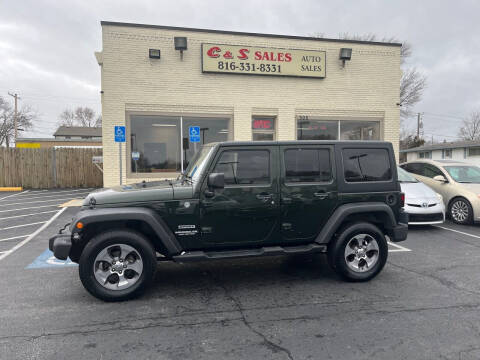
0, 96, 36, 147
458, 111, 480, 141
336, 33, 426, 118
58, 106, 101, 127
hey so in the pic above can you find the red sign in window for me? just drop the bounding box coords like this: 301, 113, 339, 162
253, 119, 273, 129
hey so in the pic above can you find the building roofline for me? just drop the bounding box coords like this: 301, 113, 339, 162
400, 141, 480, 153
100, 21, 403, 48
16, 138, 102, 143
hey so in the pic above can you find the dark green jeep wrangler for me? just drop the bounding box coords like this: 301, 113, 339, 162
50, 141, 407, 301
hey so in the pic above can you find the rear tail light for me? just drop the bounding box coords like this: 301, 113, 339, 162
399, 192, 405, 207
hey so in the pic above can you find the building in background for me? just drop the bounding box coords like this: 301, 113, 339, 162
16, 126, 102, 148
97, 21, 402, 186
400, 141, 480, 166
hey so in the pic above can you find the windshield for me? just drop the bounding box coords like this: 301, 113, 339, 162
183, 145, 214, 183
444, 165, 480, 183
397, 166, 418, 182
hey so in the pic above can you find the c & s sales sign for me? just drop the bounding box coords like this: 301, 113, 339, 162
202, 43, 326, 78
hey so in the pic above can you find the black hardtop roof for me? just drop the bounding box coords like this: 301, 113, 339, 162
209, 140, 393, 147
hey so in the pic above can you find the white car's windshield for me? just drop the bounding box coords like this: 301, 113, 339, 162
183, 146, 214, 183
397, 167, 418, 183
444, 165, 480, 183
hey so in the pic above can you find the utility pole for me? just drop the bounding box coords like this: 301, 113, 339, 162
7, 92, 19, 142
416, 112, 421, 139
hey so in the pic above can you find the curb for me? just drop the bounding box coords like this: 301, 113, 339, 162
0, 187, 23, 192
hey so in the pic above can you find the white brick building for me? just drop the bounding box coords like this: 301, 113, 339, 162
96, 21, 402, 187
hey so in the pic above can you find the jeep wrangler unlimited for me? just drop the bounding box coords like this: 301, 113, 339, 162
50, 141, 407, 301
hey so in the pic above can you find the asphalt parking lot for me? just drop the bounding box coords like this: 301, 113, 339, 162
1, 191, 480, 359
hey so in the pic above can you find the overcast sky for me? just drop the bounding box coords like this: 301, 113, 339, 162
1, 0, 479, 141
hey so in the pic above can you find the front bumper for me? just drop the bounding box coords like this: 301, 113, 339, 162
404, 202, 445, 225
49, 233, 72, 260
388, 210, 408, 242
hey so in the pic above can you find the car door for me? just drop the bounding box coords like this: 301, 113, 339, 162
279, 145, 337, 242
199, 146, 280, 246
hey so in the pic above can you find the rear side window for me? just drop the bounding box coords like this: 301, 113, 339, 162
402, 163, 424, 176
213, 150, 270, 185
343, 148, 392, 182
284, 148, 332, 183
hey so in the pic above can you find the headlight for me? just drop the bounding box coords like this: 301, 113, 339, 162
436, 193, 443, 202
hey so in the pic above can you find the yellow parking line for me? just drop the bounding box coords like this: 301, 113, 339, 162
0, 187, 23, 192
59, 199, 84, 207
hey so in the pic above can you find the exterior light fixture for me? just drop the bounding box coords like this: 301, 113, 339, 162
149, 49, 161, 59
174, 37, 187, 60
339, 48, 352, 67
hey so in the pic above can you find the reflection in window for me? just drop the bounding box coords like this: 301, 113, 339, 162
213, 150, 270, 185
340, 121, 380, 140
284, 148, 331, 182
297, 120, 338, 140
130, 115, 230, 174
343, 148, 391, 182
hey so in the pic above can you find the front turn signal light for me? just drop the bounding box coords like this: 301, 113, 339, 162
76, 222, 84, 229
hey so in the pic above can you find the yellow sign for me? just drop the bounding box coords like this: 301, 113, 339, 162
16, 143, 41, 148
202, 43, 326, 78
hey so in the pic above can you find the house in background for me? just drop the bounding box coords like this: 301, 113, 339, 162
400, 141, 480, 166
16, 126, 102, 148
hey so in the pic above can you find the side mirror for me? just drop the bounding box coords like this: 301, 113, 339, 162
207, 173, 225, 189
433, 175, 447, 183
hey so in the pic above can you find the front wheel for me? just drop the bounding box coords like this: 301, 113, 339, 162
79, 230, 157, 301
327, 222, 388, 282
449, 198, 473, 225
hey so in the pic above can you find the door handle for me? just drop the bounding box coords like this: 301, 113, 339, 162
314, 192, 329, 200
256, 193, 273, 202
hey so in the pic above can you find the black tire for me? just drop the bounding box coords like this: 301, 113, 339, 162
79, 230, 156, 302
327, 222, 388, 282
449, 197, 473, 225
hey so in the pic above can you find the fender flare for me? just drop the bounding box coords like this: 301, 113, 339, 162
315, 202, 397, 244
72, 207, 182, 256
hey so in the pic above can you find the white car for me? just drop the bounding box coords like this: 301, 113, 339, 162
398, 167, 445, 225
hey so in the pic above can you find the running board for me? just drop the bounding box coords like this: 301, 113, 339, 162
172, 243, 327, 263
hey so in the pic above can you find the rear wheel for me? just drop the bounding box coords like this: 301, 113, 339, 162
327, 222, 388, 282
79, 230, 156, 301
449, 198, 473, 225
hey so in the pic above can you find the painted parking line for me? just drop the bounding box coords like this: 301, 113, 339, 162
433, 225, 480, 240
16, 188, 93, 196
0, 235, 31, 243
0, 204, 60, 214
0, 207, 67, 261
388, 241, 412, 252
1, 197, 87, 207
0, 221, 47, 231
0, 190, 91, 202
27, 249, 76, 269
0, 210, 59, 221
0, 190, 29, 201
0, 251, 10, 255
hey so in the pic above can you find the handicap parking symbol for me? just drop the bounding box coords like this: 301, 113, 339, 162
189, 126, 200, 143
26, 249, 77, 269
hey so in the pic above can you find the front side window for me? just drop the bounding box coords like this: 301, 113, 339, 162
423, 164, 443, 178
284, 148, 331, 183
130, 115, 230, 174
213, 150, 270, 185
252, 116, 275, 141
402, 163, 424, 176
343, 148, 392, 182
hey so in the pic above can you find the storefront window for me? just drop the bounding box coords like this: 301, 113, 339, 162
252, 116, 275, 141
297, 117, 380, 141
297, 119, 338, 140
130, 115, 230, 174
340, 121, 380, 140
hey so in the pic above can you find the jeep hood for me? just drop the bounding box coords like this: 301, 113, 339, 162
83, 180, 193, 206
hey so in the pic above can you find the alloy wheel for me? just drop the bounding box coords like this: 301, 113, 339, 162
451, 200, 469, 223
93, 244, 143, 290
344, 234, 380, 273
